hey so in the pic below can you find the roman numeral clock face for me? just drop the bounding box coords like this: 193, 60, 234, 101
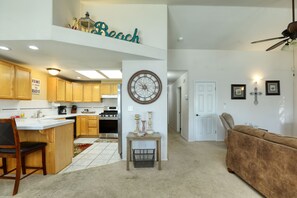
128, 70, 162, 104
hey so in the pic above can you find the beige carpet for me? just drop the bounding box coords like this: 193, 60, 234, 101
0, 127, 262, 198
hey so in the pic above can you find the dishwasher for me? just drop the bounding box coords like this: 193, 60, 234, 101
66, 116, 77, 139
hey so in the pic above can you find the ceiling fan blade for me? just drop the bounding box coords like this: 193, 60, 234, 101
251, 36, 286, 44
266, 39, 289, 51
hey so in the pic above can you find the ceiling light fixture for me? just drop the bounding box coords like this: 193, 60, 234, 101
100, 70, 122, 79
47, 68, 60, 76
28, 45, 39, 50
0, 46, 11, 51
178, 37, 184, 41
75, 70, 106, 79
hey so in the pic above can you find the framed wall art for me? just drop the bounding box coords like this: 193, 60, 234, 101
231, 84, 246, 99
265, 80, 280, 95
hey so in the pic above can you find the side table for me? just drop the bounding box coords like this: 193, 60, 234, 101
126, 132, 161, 170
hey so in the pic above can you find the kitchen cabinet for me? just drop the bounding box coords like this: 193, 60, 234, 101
83, 83, 101, 102
100, 83, 118, 95
0, 60, 31, 100
72, 82, 83, 102
47, 77, 66, 102
15, 66, 32, 100
77, 115, 99, 136
0, 61, 14, 99
65, 81, 73, 102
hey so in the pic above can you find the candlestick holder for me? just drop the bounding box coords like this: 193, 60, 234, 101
141, 120, 146, 133
146, 111, 154, 134
134, 114, 140, 134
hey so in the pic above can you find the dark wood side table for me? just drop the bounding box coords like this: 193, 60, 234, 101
126, 132, 161, 170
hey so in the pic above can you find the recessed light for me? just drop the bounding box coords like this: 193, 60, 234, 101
28, 45, 39, 50
0, 46, 11, 51
76, 76, 81, 79
75, 70, 106, 79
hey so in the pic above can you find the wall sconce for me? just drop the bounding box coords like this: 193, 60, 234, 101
47, 68, 60, 76
250, 82, 262, 105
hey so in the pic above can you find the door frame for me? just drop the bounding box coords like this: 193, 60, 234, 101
194, 80, 217, 141
176, 86, 182, 133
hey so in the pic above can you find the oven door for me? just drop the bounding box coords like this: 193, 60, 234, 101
99, 119, 118, 134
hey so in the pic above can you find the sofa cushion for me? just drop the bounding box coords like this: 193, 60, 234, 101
264, 132, 297, 150
233, 125, 266, 138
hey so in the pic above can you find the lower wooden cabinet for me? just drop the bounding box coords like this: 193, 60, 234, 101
77, 115, 99, 136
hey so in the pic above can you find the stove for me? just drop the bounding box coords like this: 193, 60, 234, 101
99, 110, 118, 120
99, 109, 118, 135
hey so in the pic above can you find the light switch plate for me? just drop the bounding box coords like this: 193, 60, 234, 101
128, 106, 133, 111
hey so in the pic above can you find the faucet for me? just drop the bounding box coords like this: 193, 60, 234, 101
37, 110, 42, 118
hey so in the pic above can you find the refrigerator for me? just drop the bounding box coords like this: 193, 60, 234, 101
117, 84, 122, 158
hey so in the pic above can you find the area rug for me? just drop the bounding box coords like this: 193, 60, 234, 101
94, 138, 118, 143
73, 143, 92, 157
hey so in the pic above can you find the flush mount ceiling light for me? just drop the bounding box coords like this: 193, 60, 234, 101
28, 45, 39, 50
75, 70, 106, 79
0, 46, 11, 51
47, 68, 60, 76
100, 70, 122, 79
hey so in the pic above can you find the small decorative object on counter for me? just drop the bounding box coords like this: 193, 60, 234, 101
78, 12, 95, 32
146, 111, 154, 134
141, 120, 146, 133
134, 114, 140, 134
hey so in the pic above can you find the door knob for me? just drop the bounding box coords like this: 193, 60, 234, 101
196, 114, 199, 116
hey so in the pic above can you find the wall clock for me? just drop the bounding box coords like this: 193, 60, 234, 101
128, 70, 162, 104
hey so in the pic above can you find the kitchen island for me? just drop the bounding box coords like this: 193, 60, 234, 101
2, 119, 74, 174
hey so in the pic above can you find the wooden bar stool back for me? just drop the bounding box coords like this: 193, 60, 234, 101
0, 118, 47, 195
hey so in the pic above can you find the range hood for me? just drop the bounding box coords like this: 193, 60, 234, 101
101, 95, 118, 99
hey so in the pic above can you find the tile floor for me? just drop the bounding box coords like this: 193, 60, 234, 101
59, 138, 121, 174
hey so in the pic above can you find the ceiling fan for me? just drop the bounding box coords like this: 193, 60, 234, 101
251, 0, 297, 51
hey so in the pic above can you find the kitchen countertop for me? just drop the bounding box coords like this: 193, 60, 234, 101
14, 113, 101, 130
16, 118, 75, 130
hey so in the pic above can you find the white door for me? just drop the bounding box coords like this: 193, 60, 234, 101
194, 82, 216, 141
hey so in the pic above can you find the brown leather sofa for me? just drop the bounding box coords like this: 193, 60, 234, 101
226, 125, 297, 197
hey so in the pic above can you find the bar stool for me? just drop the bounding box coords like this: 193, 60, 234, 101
0, 118, 47, 195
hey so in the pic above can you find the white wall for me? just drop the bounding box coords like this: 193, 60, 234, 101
168, 49, 294, 141
168, 72, 189, 140
0, 0, 52, 40
80, 3, 167, 50
52, 0, 80, 27
122, 60, 168, 160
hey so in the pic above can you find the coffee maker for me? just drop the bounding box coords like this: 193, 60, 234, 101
71, 105, 77, 113
58, 106, 67, 115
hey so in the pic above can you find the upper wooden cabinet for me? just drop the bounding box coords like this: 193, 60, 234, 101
15, 66, 32, 100
0, 60, 31, 100
83, 83, 101, 102
47, 77, 66, 102
72, 82, 83, 102
65, 81, 73, 102
101, 83, 118, 95
0, 61, 15, 99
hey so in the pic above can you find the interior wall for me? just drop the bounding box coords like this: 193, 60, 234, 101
52, 0, 80, 27
168, 49, 294, 141
122, 60, 168, 160
0, 0, 52, 40
80, 3, 167, 49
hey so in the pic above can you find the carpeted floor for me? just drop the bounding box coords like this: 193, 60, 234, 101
0, 127, 262, 198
